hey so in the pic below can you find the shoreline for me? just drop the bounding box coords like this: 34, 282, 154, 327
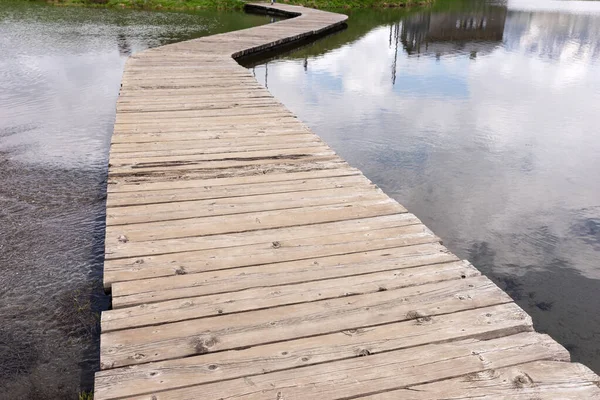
45, 0, 433, 12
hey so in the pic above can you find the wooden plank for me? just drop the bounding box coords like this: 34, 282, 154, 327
111, 242, 457, 308
114, 333, 570, 400
108, 146, 335, 167
115, 87, 273, 99
109, 161, 352, 185
107, 168, 361, 195
109, 134, 320, 153
108, 153, 339, 176
112, 116, 304, 134
108, 140, 327, 160
110, 128, 315, 143
119, 81, 266, 91
121, 74, 256, 82
116, 94, 274, 105
102, 260, 481, 331
112, 121, 309, 135
100, 276, 512, 368
117, 102, 282, 113
114, 106, 293, 123
121, 76, 260, 83
106, 186, 387, 225
104, 213, 427, 260
121, 70, 253, 76
105, 224, 441, 288
104, 199, 407, 243
109, 139, 326, 158
108, 150, 333, 167
94, 303, 533, 400
361, 361, 600, 399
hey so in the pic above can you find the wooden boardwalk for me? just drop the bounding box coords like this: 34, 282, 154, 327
94, 4, 600, 399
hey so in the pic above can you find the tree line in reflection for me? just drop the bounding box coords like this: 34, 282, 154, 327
246, 2, 600, 87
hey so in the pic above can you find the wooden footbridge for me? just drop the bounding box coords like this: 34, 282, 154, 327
94, 4, 600, 399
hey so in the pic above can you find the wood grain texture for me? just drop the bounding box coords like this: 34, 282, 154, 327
104, 224, 442, 286
95, 303, 533, 400
111, 243, 458, 308
102, 260, 481, 331
95, 3, 599, 399
113, 333, 571, 400
101, 276, 513, 368
361, 361, 600, 399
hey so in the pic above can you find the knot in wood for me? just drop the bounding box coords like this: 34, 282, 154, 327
512, 373, 534, 388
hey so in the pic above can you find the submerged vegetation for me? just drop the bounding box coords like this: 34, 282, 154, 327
45, 0, 432, 11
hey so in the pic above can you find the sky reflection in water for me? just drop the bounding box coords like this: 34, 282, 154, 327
248, 0, 600, 372
0, 3, 269, 396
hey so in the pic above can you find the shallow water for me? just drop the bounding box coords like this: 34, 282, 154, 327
0, 2, 269, 398
246, 0, 600, 372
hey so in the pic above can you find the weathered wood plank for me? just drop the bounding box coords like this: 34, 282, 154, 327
112, 122, 309, 135
100, 276, 511, 368
104, 213, 425, 260
112, 116, 304, 134
107, 168, 361, 195
109, 140, 328, 159
105, 223, 441, 287
108, 146, 335, 168
119, 333, 570, 400
362, 361, 600, 399
107, 186, 387, 225
94, 303, 532, 400
110, 128, 315, 144
109, 160, 353, 185
115, 87, 273, 99
108, 153, 339, 176
109, 134, 321, 154
114, 106, 293, 123
103, 260, 480, 331
110, 142, 329, 159
110, 241, 456, 306
105, 199, 407, 243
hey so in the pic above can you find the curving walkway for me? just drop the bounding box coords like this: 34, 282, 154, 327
94, 4, 600, 399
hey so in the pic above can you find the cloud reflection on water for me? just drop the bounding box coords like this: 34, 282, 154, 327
249, 0, 600, 372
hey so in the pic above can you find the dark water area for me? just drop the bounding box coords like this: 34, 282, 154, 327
0, 2, 269, 398
245, 0, 600, 373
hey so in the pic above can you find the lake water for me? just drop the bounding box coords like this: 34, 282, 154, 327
1, 0, 599, 398
0, 2, 269, 398
245, 0, 600, 373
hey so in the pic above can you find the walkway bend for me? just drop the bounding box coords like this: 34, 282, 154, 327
95, 4, 600, 399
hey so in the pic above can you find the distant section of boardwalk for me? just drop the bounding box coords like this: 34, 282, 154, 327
94, 3, 600, 399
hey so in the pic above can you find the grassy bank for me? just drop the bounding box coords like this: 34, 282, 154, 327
45, 0, 431, 11
46, 0, 246, 10
287, 0, 432, 9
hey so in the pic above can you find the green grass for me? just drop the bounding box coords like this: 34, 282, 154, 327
47, 0, 247, 11
45, 0, 430, 11
286, 0, 432, 9
78, 391, 94, 400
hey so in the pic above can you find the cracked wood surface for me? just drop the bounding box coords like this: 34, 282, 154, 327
95, 3, 600, 399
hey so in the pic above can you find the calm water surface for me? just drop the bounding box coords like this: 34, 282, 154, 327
2, 0, 600, 397
246, 0, 600, 372
0, 2, 269, 398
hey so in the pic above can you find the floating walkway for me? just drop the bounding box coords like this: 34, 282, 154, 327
94, 4, 600, 399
